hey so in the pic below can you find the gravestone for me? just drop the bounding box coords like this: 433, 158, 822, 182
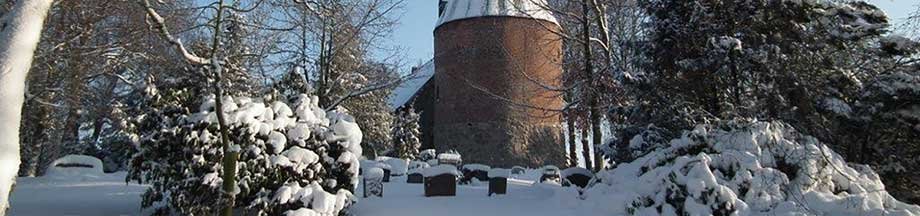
488, 168, 510, 196
407, 172, 424, 184
437, 152, 462, 167
561, 167, 594, 188
423, 165, 459, 197
539, 165, 561, 184
461, 164, 491, 184
364, 168, 385, 198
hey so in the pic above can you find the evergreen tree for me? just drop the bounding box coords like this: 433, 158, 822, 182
391, 106, 421, 160
604, 0, 920, 203
128, 94, 362, 215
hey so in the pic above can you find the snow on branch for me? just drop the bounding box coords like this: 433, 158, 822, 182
140, 0, 209, 65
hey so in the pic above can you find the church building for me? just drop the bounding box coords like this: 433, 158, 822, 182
392, 0, 564, 167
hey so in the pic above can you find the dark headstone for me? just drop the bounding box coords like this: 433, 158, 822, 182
424, 174, 457, 197
564, 174, 592, 188
488, 177, 507, 196
407, 173, 424, 184
460, 169, 489, 184
382, 168, 391, 182
561, 167, 595, 188
540, 174, 561, 184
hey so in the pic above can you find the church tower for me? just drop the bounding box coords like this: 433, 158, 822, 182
432, 0, 564, 167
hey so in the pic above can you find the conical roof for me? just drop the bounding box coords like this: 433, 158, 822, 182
436, 0, 558, 28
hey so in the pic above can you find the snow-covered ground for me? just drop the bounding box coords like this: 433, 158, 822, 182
351, 172, 587, 216
9, 172, 150, 216
6, 168, 584, 216
9, 121, 920, 216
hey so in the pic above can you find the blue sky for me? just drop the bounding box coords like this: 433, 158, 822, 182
387, 1, 439, 67
387, 0, 917, 67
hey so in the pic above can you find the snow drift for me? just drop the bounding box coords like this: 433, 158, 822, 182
582, 120, 920, 215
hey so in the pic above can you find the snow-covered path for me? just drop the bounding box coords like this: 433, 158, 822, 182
9, 172, 149, 216
351, 175, 584, 216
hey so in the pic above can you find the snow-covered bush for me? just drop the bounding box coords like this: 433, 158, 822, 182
582, 120, 920, 215
128, 94, 362, 215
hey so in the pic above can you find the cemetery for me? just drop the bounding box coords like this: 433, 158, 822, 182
351, 151, 600, 215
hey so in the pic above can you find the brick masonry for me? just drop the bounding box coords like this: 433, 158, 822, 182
431, 16, 565, 167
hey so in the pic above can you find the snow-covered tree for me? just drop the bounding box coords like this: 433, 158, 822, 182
848, 43, 920, 202
128, 94, 362, 215
604, 0, 920, 203
340, 63, 397, 158
14, 0, 195, 176
392, 106, 421, 160
631, 0, 888, 130
0, 0, 54, 213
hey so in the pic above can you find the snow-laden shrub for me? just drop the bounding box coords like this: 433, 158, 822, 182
582, 120, 920, 215
128, 94, 362, 215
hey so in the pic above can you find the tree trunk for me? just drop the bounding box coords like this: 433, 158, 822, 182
590, 102, 604, 171
59, 64, 85, 156
580, 0, 597, 171
205, 1, 238, 215
0, 0, 54, 213
580, 125, 593, 170
566, 112, 577, 167
18, 93, 53, 177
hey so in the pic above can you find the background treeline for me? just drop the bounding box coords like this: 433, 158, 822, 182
14, 0, 407, 177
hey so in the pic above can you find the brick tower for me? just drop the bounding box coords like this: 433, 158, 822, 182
432, 0, 564, 167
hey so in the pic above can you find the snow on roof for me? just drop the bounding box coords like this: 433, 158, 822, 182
389, 60, 435, 109
436, 0, 558, 28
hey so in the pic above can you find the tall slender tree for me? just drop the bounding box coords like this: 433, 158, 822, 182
0, 0, 55, 213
